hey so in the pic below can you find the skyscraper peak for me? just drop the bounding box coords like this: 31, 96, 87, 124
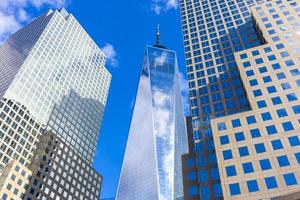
154, 24, 167, 49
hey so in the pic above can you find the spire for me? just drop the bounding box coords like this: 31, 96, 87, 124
156, 24, 160, 46
153, 24, 167, 49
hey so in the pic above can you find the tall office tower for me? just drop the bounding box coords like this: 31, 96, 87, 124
212, 0, 300, 199
116, 28, 188, 200
179, 0, 267, 199
0, 8, 111, 200
180, 0, 300, 199
24, 132, 102, 200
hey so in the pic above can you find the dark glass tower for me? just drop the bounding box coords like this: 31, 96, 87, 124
179, 0, 266, 199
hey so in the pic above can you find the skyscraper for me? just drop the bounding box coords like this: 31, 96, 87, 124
212, 1, 300, 199
116, 27, 188, 200
0, 8, 111, 200
180, 0, 300, 199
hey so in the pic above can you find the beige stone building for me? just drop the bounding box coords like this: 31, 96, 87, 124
0, 160, 32, 200
211, 0, 300, 199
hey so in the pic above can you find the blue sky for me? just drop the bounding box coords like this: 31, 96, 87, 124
0, 0, 188, 198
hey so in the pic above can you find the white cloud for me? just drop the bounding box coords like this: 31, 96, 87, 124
151, 0, 178, 15
0, 0, 67, 44
178, 72, 190, 116
101, 43, 118, 67
154, 52, 167, 66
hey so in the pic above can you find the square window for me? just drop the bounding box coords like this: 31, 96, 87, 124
240, 53, 247, 59
246, 70, 254, 77
277, 155, 290, 167
261, 112, 272, 121
259, 159, 272, 170
282, 122, 294, 131
267, 86, 277, 93
271, 63, 281, 70
281, 82, 291, 90
243, 61, 251, 68
253, 89, 262, 97
263, 76, 272, 83
246, 116, 256, 124
257, 100, 267, 108
276, 108, 288, 118
255, 58, 264, 64
294, 152, 300, 163
231, 119, 241, 128
247, 180, 259, 192
265, 176, 278, 189
238, 146, 249, 157
287, 93, 298, 102
223, 150, 233, 160
252, 50, 260, 56
276, 72, 286, 80
242, 162, 254, 174
249, 79, 258, 86
255, 143, 266, 154
218, 122, 227, 131
220, 135, 229, 145
266, 125, 277, 135
285, 60, 295, 67
283, 173, 298, 186
235, 132, 245, 142
292, 105, 300, 114
288, 136, 300, 147
271, 140, 283, 150
271, 97, 282, 105
259, 66, 267, 73
250, 128, 261, 138
229, 183, 241, 196
226, 165, 237, 177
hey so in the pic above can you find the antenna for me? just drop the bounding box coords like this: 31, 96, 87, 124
156, 24, 160, 45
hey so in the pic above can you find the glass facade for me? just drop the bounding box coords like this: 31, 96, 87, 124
116, 45, 188, 200
0, 8, 111, 166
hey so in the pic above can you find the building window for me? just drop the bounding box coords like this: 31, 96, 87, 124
250, 128, 261, 138
247, 180, 259, 192
266, 125, 277, 135
238, 146, 249, 157
282, 122, 294, 132
220, 135, 229, 145
261, 112, 272, 121
271, 139, 283, 150
265, 176, 278, 189
289, 136, 300, 147
283, 173, 298, 186
277, 108, 288, 118
217, 122, 227, 131
255, 143, 266, 154
231, 119, 241, 128
259, 159, 272, 170
257, 100, 267, 108
242, 162, 254, 174
277, 155, 290, 167
235, 132, 245, 142
246, 115, 256, 124
225, 165, 237, 177
222, 150, 233, 160
229, 183, 241, 196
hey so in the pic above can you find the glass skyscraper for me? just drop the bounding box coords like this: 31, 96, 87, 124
116, 29, 188, 200
0, 8, 111, 200
180, 0, 300, 199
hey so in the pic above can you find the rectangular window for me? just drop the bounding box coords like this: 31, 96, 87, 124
271, 139, 283, 150
259, 159, 272, 170
242, 162, 254, 174
229, 183, 241, 196
277, 155, 290, 167
247, 180, 259, 192
283, 173, 298, 186
265, 176, 278, 189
